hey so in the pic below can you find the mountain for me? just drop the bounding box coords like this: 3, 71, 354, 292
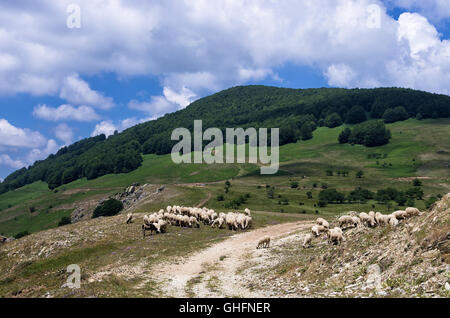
1, 86, 450, 194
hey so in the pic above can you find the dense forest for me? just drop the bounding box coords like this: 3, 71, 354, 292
1, 86, 449, 194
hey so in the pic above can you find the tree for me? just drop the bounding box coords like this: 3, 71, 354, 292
348, 121, 391, 147
356, 170, 364, 178
338, 128, 351, 144
346, 105, 367, 124
383, 106, 409, 123
412, 178, 422, 187
324, 113, 343, 128
319, 189, 345, 203
58, 216, 72, 227
92, 199, 124, 218
306, 191, 313, 199
300, 122, 313, 141
290, 181, 299, 189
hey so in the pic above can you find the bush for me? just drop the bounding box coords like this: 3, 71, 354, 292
346, 120, 391, 147
338, 128, 351, 144
383, 106, 409, 123
290, 181, 299, 189
413, 178, 422, 187
58, 216, 72, 227
346, 105, 367, 124
324, 113, 343, 128
92, 199, 124, 218
14, 231, 30, 239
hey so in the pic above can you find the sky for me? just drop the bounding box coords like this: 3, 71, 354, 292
0, 0, 449, 181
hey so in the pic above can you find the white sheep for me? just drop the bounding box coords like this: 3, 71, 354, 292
302, 234, 312, 248
405, 207, 420, 218
327, 227, 344, 245
211, 217, 225, 229
311, 225, 326, 237
359, 212, 376, 227
257, 237, 271, 249
244, 208, 251, 216
126, 213, 133, 224
316, 218, 330, 228
392, 210, 407, 220
375, 212, 390, 226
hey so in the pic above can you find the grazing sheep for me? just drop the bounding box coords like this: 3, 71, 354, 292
190, 216, 200, 228
142, 223, 158, 237
338, 216, 353, 229
157, 220, 168, 233
359, 212, 376, 227
166, 206, 172, 213
126, 213, 133, 224
392, 210, 407, 220
244, 208, 251, 216
226, 213, 238, 231
316, 218, 330, 228
375, 212, 391, 226
236, 214, 247, 230
327, 227, 344, 245
311, 225, 327, 237
211, 217, 225, 229
257, 237, 271, 249
405, 207, 420, 218
302, 234, 312, 248
244, 215, 252, 230
389, 216, 399, 227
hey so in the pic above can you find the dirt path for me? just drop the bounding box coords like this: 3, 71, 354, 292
195, 192, 212, 208
152, 220, 314, 297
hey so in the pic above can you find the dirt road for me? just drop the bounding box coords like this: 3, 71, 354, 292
152, 220, 314, 297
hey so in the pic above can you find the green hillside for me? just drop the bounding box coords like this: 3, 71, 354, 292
1, 86, 449, 195
1, 118, 448, 237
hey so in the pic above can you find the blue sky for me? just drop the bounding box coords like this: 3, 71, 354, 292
0, 0, 449, 180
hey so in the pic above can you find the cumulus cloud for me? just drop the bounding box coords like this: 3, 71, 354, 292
0, 0, 448, 100
0, 119, 47, 148
26, 139, 59, 165
0, 154, 24, 169
33, 104, 100, 122
54, 123, 74, 145
91, 117, 155, 137
59, 74, 115, 109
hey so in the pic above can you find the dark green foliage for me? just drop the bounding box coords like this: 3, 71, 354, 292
356, 170, 364, 178
14, 231, 30, 239
1, 86, 449, 195
324, 113, 343, 128
412, 178, 422, 187
306, 191, 313, 199
290, 181, 299, 189
345, 120, 391, 147
300, 122, 313, 140
383, 106, 409, 123
346, 105, 367, 124
216, 195, 224, 201
319, 189, 345, 203
58, 216, 72, 227
405, 187, 424, 200
338, 128, 351, 144
347, 187, 374, 203
425, 197, 438, 209
92, 199, 124, 219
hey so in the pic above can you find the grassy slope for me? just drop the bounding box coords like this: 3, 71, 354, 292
0, 119, 449, 237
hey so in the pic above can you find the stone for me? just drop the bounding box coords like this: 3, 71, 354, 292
421, 249, 440, 259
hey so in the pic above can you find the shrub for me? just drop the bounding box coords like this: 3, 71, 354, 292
14, 231, 30, 239
216, 195, 224, 202
338, 128, 351, 144
58, 216, 72, 227
92, 199, 124, 218
290, 181, 299, 189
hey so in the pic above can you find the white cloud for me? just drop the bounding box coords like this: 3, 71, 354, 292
0, 154, 24, 169
0, 0, 448, 100
26, 139, 59, 165
91, 121, 117, 138
33, 104, 100, 122
54, 123, 74, 145
59, 74, 115, 109
91, 117, 155, 137
0, 119, 47, 148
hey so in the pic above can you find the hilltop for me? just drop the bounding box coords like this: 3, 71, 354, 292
1, 86, 449, 194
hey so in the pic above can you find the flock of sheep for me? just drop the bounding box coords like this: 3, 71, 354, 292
303, 207, 421, 248
127, 206, 253, 237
